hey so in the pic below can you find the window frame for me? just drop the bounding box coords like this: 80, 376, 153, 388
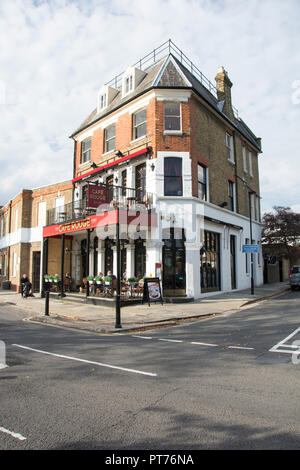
242, 146, 247, 173
197, 164, 207, 201
164, 157, 183, 197
225, 132, 235, 163
164, 101, 181, 132
132, 108, 147, 140
248, 151, 253, 176
228, 180, 235, 211
80, 137, 91, 164
104, 124, 116, 153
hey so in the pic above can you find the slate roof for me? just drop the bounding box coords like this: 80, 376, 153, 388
71, 53, 261, 152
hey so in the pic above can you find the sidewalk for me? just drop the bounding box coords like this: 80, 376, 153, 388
0, 282, 290, 334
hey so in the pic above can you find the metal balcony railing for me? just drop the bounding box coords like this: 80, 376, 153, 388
46, 185, 154, 226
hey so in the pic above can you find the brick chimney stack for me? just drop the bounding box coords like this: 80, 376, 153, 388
215, 66, 234, 120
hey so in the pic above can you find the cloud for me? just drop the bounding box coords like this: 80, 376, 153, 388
0, 0, 299, 216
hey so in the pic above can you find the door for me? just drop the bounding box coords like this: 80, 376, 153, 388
32, 251, 41, 293
230, 235, 236, 290
163, 228, 186, 296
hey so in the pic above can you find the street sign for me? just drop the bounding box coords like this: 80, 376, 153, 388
242, 244, 259, 254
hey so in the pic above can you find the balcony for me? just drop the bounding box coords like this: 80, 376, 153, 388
46, 185, 154, 227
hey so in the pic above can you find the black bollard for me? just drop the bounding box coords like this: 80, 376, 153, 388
45, 290, 50, 316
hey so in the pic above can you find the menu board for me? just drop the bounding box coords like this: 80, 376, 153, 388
143, 277, 163, 306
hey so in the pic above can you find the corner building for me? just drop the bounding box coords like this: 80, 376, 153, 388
44, 41, 263, 299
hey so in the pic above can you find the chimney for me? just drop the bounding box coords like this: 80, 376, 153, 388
215, 66, 234, 120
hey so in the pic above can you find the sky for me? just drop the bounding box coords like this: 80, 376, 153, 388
0, 0, 299, 215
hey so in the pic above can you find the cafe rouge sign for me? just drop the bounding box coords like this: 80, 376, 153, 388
43, 212, 118, 238
42, 210, 157, 238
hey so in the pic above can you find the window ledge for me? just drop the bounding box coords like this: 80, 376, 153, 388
130, 135, 147, 145
79, 161, 91, 168
163, 130, 183, 136
101, 150, 115, 158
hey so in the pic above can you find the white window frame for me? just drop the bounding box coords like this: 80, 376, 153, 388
104, 124, 116, 153
226, 133, 235, 163
123, 74, 133, 97
228, 181, 236, 212
81, 138, 91, 164
164, 101, 182, 133
99, 93, 107, 111
132, 108, 147, 140
248, 151, 253, 177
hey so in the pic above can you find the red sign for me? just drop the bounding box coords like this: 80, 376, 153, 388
87, 184, 107, 208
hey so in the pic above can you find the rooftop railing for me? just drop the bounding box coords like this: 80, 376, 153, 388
105, 39, 239, 118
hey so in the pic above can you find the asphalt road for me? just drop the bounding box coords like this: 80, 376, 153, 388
0, 290, 299, 450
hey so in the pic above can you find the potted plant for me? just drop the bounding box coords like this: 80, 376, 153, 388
95, 276, 103, 285
87, 276, 94, 284
128, 277, 138, 285
104, 276, 112, 285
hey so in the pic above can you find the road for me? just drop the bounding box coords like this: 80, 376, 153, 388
0, 290, 299, 450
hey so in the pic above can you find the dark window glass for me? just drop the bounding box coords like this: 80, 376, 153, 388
164, 157, 182, 196
200, 230, 221, 292
164, 102, 181, 131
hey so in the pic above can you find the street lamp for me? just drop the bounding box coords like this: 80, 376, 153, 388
115, 186, 121, 328
236, 175, 256, 295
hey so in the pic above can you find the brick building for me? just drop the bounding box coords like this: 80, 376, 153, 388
0, 180, 72, 292
42, 40, 263, 299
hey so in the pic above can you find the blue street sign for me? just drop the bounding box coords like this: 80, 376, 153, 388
242, 244, 259, 254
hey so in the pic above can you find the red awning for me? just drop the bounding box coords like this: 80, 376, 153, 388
72, 146, 152, 184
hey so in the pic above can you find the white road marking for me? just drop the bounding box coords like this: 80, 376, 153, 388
131, 335, 153, 340
13, 344, 157, 377
269, 327, 300, 355
228, 346, 254, 350
158, 338, 183, 343
0, 427, 26, 441
191, 342, 218, 347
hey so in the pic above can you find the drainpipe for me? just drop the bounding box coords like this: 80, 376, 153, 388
7, 200, 12, 281
233, 132, 239, 214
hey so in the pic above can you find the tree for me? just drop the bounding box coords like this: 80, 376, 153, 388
262, 206, 300, 262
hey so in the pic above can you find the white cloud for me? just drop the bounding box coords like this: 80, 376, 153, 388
0, 0, 299, 215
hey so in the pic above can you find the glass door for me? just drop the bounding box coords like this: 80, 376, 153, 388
163, 228, 186, 296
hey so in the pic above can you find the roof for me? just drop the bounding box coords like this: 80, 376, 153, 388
71, 52, 261, 152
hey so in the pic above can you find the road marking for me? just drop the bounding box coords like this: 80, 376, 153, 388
13, 344, 157, 377
131, 335, 153, 340
158, 338, 183, 343
0, 427, 26, 441
191, 342, 218, 347
269, 327, 300, 355
228, 346, 254, 350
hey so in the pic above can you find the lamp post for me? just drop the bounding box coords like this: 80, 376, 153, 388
115, 185, 122, 328
236, 175, 256, 295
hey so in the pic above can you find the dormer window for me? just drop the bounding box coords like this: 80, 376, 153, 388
99, 93, 107, 110
122, 67, 146, 98
125, 75, 133, 95
97, 85, 117, 113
